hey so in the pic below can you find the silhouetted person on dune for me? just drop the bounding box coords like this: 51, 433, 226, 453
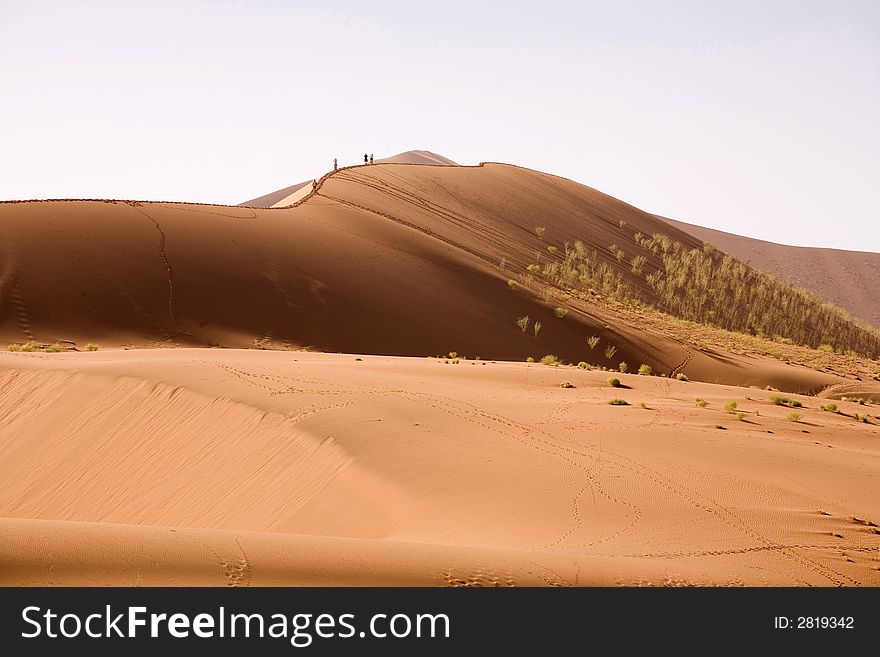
364, 153, 368, 164
333, 158, 337, 171
370, 154, 374, 164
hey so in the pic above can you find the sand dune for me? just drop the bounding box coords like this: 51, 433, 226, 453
1, 349, 878, 586
661, 216, 880, 330
239, 179, 312, 208
374, 150, 458, 166
0, 160, 846, 393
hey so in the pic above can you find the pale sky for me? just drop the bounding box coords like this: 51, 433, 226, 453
1, 0, 878, 251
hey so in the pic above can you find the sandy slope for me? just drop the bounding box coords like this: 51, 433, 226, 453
661, 216, 880, 330
0, 160, 844, 393
1, 349, 878, 586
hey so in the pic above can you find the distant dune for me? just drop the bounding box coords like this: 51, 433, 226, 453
239, 179, 313, 208
661, 216, 880, 330
374, 150, 458, 165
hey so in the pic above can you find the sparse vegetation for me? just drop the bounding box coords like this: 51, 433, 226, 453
639, 402, 648, 409
535, 234, 880, 359
607, 377, 621, 387
527, 264, 541, 274
604, 344, 617, 360
553, 307, 568, 319
619, 361, 628, 373
547, 245, 558, 254
724, 400, 738, 413
696, 398, 709, 408
638, 363, 653, 376
533, 321, 542, 338
820, 403, 838, 413
674, 373, 689, 382
541, 354, 561, 366
8, 341, 67, 353
770, 395, 803, 408
787, 411, 802, 422
8, 341, 39, 352
608, 398, 629, 405
577, 361, 590, 369
735, 412, 745, 421
507, 279, 518, 289
516, 315, 530, 333
587, 336, 600, 350
534, 226, 546, 238
526, 356, 535, 363
84, 343, 99, 351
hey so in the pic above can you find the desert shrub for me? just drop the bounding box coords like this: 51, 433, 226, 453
547, 245, 558, 254
619, 362, 628, 373
45, 343, 63, 353
723, 400, 738, 413
618, 220, 626, 229
587, 336, 600, 350
607, 377, 621, 387
533, 321, 542, 338
85, 343, 99, 351
448, 351, 458, 359
527, 264, 541, 274
604, 345, 617, 359
534, 226, 546, 238
770, 395, 802, 408
630, 255, 646, 276
696, 398, 709, 408
516, 316, 530, 333
560, 381, 575, 388
541, 354, 561, 366
674, 373, 689, 381
526, 356, 535, 363
507, 279, 518, 288
820, 403, 838, 413
9, 341, 40, 352
553, 307, 568, 318
638, 364, 653, 376
818, 344, 834, 353
577, 361, 590, 369
639, 402, 648, 409
608, 398, 629, 405
735, 412, 745, 421
787, 411, 801, 422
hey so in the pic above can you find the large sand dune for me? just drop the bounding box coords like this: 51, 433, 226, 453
0, 159, 847, 393
1, 349, 878, 586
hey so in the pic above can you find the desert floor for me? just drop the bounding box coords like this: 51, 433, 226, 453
1, 348, 878, 586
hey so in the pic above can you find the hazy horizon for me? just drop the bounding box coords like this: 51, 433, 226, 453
1, 0, 878, 252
